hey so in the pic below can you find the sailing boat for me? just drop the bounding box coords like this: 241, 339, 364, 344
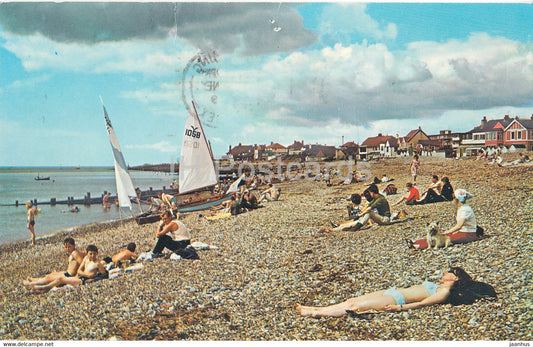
100, 97, 137, 210
135, 101, 232, 224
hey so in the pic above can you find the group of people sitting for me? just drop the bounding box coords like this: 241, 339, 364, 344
394, 175, 454, 206
321, 173, 483, 251
22, 207, 206, 293
207, 183, 281, 219
22, 237, 139, 293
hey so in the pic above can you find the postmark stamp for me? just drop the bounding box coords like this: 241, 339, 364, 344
181, 50, 220, 128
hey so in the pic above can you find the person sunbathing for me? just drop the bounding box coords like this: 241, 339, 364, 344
26, 245, 107, 293
296, 267, 496, 317
258, 183, 280, 203
103, 242, 139, 269
22, 237, 86, 288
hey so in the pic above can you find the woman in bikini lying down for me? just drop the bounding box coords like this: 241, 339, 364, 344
296, 267, 496, 317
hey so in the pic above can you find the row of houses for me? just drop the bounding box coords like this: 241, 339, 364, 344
227, 140, 359, 162
226, 114, 533, 161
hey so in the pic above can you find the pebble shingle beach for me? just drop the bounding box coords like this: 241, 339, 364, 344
1, 155, 532, 341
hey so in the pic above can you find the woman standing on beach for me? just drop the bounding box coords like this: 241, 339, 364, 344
296, 267, 496, 317
410, 154, 420, 184
26, 202, 36, 246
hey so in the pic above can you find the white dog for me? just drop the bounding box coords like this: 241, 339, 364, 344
426, 222, 452, 249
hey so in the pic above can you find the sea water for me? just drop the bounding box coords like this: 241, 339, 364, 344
0, 167, 176, 245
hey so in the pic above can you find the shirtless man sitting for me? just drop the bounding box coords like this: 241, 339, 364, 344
23, 237, 86, 288
160, 193, 178, 210
27, 245, 108, 293
258, 183, 281, 203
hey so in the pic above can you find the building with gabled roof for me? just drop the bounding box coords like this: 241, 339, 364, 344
338, 141, 359, 160
503, 116, 533, 150
359, 134, 398, 159
398, 127, 430, 153
287, 140, 307, 155
302, 144, 336, 161
227, 143, 255, 162
266, 142, 288, 155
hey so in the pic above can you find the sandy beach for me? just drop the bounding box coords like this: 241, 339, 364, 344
1, 155, 532, 341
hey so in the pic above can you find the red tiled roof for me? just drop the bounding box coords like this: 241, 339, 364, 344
229, 145, 254, 156
469, 117, 514, 133
287, 141, 304, 150
361, 135, 398, 147
342, 141, 358, 147
267, 143, 286, 149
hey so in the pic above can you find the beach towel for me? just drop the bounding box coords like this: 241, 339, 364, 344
124, 263, 144, 272
206, 212, 232, 220
190, 241, 219, 250
137, 252, 154, 262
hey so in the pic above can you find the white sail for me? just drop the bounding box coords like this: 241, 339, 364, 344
101, 98, 137, 209
179, 102, 218, 194
225, 174, 245, 194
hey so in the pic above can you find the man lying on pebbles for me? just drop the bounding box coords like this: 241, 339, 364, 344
102, 242, 139, 270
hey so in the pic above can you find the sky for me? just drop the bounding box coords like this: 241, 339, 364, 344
0, 2, 532, 167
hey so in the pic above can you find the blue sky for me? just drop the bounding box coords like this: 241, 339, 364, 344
0, 2, 532, 166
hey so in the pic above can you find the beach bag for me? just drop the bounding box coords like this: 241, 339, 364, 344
384, 184, 397, 195
174, 246, 200, 260
476, 225, 484, 237
447, 281, 497, 306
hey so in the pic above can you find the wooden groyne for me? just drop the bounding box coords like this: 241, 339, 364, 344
1, 187, 179, 207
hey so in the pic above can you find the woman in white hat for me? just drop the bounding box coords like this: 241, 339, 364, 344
406, 189, 481, 250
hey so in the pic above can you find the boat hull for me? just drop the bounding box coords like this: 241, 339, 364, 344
134, 194, 233, 225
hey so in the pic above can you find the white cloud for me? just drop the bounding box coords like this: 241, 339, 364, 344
1, 32, 196, 76
7, 74, 51, 90
318, 4, 397, 42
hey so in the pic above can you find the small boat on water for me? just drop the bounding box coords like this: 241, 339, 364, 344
35, 174, 50, 181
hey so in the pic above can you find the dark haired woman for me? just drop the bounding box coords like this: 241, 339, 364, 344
296, 267, 495, 317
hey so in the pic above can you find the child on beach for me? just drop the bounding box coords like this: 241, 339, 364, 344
410, 155, 420, 184
258, 183, 280, 203
26, 202, 36, 246
152, 210, 192, 258
393, 183, 420, 206
103, 242, 139, 270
